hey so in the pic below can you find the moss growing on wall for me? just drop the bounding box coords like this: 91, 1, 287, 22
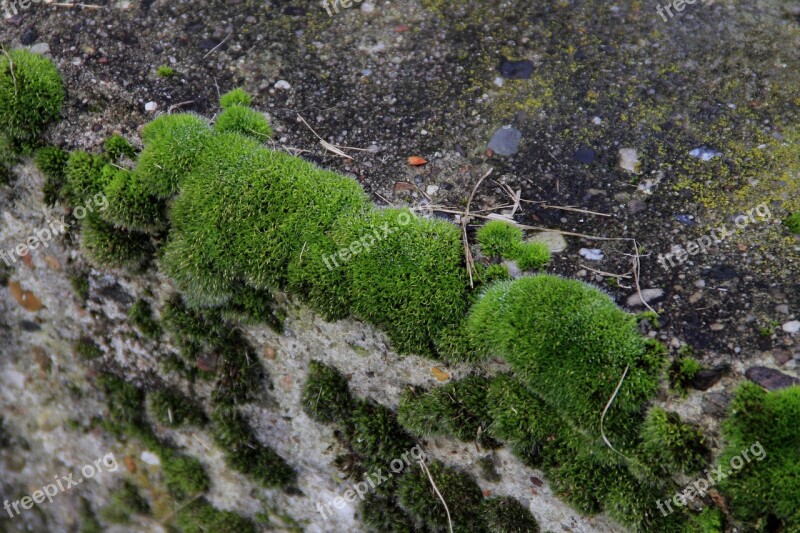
476, 220, 550, 271
481, 496, 539, 533
668, 357, 703, 396
99, 480, 150, 524
81, 212, 153, 270
301, 360, 355, 424
148, 388, 206, 427
128, 298, 162, 340
175, 498, 256, 533
34, 145, 69, 205
783, 212, 800, 234
103, 134, 136, 162
638, 408, 709, 475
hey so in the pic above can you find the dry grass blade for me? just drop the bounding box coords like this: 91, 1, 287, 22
418, 460, 453, 533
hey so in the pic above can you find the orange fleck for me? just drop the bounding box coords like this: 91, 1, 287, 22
408, 156, 427, 166
8, 281, 44, 312
431, 367, 450, 381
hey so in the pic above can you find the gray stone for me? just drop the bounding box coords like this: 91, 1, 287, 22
745, 366, 800, 391
702, 392, 732, 418
529, 231, 568, 253
627, 288, 664, 307
488, 126, 522, 156
782, 320, 800, 334
29, 43, 50, 55
579, 248, 604, 261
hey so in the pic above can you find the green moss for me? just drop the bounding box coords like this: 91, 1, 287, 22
398, 375, 499, 448
348, 400, 417, 473
96, 374, 146, 434
210, 407, 296, 488
148, 388, 206, 427
156, 65, 174, 78
687, 507, 724, 532
219, 88, 252, 109
79, 498, 102, 533
481, 263, 511, 284
719, 383, 800, 530
69, 270, 90, 302
128, 298, 162, 340
219, 284, 284, 331
160, 449, 209, 499
467, 274, 663, 449
477, 220, 523, 258
396, 460, 485, 533
63, 151, 110, 206
638, 408, 709, 475
81, 212, 153, 269
0, 48, 63, 143
481, 496, 539, 533
34, 146, 69, 205
301, 360, 355, 424
104, 134, 136, 161
783, 212, 800, 234
214, 105, 272, 139
359, 493, 416, 533
669, 357, 703, 395
74, 337, 103, 360
99, 480, 150, 523
175, 498, 256, 533
512, 241, 550, 271
102, 167, 166, 232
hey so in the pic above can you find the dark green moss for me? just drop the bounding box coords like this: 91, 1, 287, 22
62, 151, 109, 206
219, 284, 284, 331
783, 212, 800, 234
687, 507, 724, 532
34, 145, 69, 205
477, 455, 501, 482
638, 408, 709, 475
81, 212, 153, 270
128, 298, 162, 340
96, 374, 146, 435
175, 498, 256, 533
301, 360, 355, 424
348, 400, 417, 472
102, 168, 166, 232
79, 498, 102, 533
99, 480, 150, 524
396, 460, 485, 533
481, 496, 539, 533
210, 407, 295, 488
74, 337, 103, 361
668, 357, 703, 395
160, 449, 209, 500
481, 263, 512, 284
359, 493, 417, 533
398, 375, 499, 448
148, 388, 206, 427
104, 134, 136, 162
69, 271, 90, 302
0, 48, 63, 143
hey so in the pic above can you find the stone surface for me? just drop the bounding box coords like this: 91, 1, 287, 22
745, 366, 800, 391
487, 126, 522, 156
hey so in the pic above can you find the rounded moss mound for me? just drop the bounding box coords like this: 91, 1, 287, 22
638, 407, 709, 475
219, 87, 252, 109
81, 213, 153, 270
63, 151, 111, 206
481, 496, 540, 533
467, 274, 663, 447
0, 49, 63, 142
719, 382, 800, 530
477, 220, 523, 257
214, 105, 272, 139
102, 168, 166, 232
301, 360, 354, 425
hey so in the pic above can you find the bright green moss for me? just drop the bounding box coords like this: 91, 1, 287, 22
135, 113, 213, 199
477, 220, 523, 258
219, 284, 284, 330
301, 360, 355, 424
81, 212, 153, 269
175, 498, 256, 533
360, 493, 416, 533
481, 263, 511, 284
719, 383, 800, 530
160, 449, 210, 499
148, 388, 205, 427
102, 167, 166, 232
348, 400, 417, 471
214, 105, 272, 139
104, 134, 136, 162
783, 212, 800, 234
396, 460, 485, 533
398, 375, 498, 448
99, 480, 150, 523
210, 407, 296, 488
34, 145, 69, 205
687, 507, 724, 532
74, 337, 103, 360
467, 274, 663, 448
156, 65, 174, 78
512, 241, 550, 271
481, 496, 539, 533
669, 357, 703, 395
128, 298, 162, 339
63, 151, 110, 206
638, 408, 709, 475
219, 88, 252, 109
0, 49, 63, 142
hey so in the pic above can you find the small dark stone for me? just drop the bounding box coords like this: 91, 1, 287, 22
284, 6, 306, 15
439, 182, 454, 190
19, 320, 40, 332
96, 283, 134, 306
198, 38, 226, 51
574, 147, 596, 164
530, 476, 544, 487
628, 200, 647, 214
675, 214, 694, 225
432, 210, 453, 221
454, 144, 467, 157
498, 58, 534, 80
701, 391, 732, 418
745, 366, 800, 391
6, 15, 23, 27
703, 264, 739, 280
20, 28, 37, 45
691, 364, 730, 391
774, 349, 793, 366
92, 123, 102, 132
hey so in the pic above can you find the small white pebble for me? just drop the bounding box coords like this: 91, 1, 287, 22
426, 185, 439, 196
494, 77, 504, 87
144, 101, 157, 112
361, 2, 375, 12
593, 116, 602, 125
140, 451, 160, 466
274, 80, 291, 90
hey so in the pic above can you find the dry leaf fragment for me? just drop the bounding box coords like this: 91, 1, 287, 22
431, 367, 450, 381
8, 281, 45, 312
408, 156, 427, 166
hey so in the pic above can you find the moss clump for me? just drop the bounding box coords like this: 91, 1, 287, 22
209, 407, 296, 488
481, 263, 511, 284
69, 270, 90, 302
99, 480, 150, 523
477, 220, 523, 257
719, 383, 800, 530
219, 87, 252, 109
102, 168, 166, 232
669, 356, 703, 395
175, 498, 256, 533
74, 337, 103, 360
160, 450, 209, 499
512, 241, 550, 271
104, 134, 136, 162
481, 496, 539, 533
348, 400, 417, 473
638, 408, 709, 475
359, 493, 416, 533
63, 151, 110, 206
301, 360, 355, 424
214, 105, 272, 139
218, 284, 284, 331
396, 460, 485, 532
687, 507, 724, 532
156, 65, 174, 78
148, 388, 205, 427
398, 375, 499, 448
0, 48, 63, 143
96, 374, 146, 434
81, 213, 153, 269
128, 298, 162, 340
783, 212, 800, 234
34, 145, 69, 205
467, 274, 663, 448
